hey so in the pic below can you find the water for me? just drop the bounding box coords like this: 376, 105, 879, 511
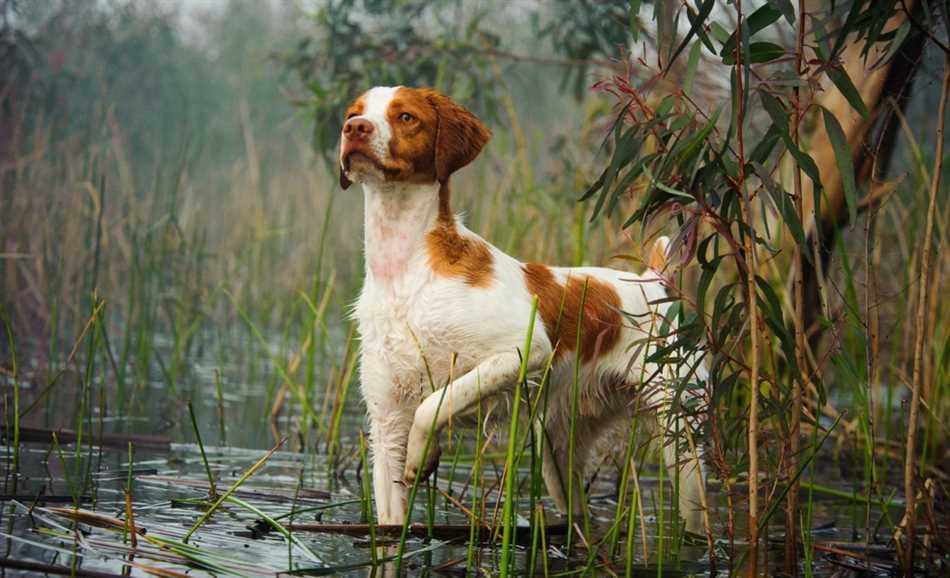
0, 338, 916, 576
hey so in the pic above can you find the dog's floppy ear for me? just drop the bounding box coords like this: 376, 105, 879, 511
425, 91, 491, 183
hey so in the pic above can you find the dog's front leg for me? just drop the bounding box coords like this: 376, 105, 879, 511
367, 400, 414, 525
403, 347, 549, 484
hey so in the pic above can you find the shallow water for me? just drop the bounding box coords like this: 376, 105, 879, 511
0, 438, 901, 577
0, 338, 916, 576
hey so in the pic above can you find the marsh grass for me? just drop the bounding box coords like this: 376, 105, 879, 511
3, 133, 945, 574
2, 7, 949, 578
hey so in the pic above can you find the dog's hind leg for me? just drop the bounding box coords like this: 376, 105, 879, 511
538, 410, 605, 524
654, 407, 706, 535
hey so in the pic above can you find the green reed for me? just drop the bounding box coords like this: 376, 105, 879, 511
466, 390, 485, 572
499, 295, 539, 576
188, 401, 217, 499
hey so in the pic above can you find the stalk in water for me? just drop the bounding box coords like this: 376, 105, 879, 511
500, 295, 539, 577
902, 49, 950, 573
1, 309, 19, 480
188, 401, 217, 500
731, 2, 762, 573
786, 3, 807, 574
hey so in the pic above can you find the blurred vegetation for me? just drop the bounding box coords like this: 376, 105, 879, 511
1, 0, 949, 574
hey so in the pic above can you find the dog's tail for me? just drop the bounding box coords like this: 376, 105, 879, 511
647, 235, 671, 273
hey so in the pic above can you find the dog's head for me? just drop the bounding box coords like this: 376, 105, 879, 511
338, 87, 491, 189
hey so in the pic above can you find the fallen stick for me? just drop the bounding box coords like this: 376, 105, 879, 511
6, 426, 171, 451
286, 522, 569, 545
0, 494, 92, 504
142, 475, 330, 502
0, 558, 127, 578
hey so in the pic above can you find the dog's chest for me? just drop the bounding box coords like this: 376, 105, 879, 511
357, 277, 485, 398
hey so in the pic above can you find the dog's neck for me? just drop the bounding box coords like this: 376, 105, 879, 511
362, 180, 450, 283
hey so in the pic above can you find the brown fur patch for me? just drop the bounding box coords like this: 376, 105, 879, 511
344, 96, 366, 119
384, 87, 491, 184
421, 90, 491, 183
341, 87, 491, 186
425, 190, 495, 288
425, 227, 494, 288
383, 89, 441, 183
522, 263, 623, 361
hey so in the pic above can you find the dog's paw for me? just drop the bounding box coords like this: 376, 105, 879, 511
403, 427, 441, 485
419, 440, 442, 479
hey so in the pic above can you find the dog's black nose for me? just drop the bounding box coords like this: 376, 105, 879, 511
343, 117, 374, 139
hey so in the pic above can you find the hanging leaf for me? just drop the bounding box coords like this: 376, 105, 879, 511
684, 39, 703, 95
821, 107, 858, 225
767, 0, 796, 26
758, 91, 822, 186
723, 41, 785, 65
752, 162, 808, 253
719, 3, 783, 56
825, 65, 870, 119
668, 0, 715, 69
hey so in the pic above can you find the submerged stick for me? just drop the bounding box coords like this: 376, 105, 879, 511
5, 426, 170, 451
0, 559, 126, 578
287, 522, 569, 545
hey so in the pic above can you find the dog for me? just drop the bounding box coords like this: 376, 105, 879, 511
339, 86, 707, 534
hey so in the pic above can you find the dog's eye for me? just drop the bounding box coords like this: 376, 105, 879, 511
399, 112, 415, 122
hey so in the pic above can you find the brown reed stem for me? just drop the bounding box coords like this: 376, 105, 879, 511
902, 49, 950, 574
733, 1, 761, 574
786, 2, 807, 574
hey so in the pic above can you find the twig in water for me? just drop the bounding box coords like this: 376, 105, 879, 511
183, 437, 286, 542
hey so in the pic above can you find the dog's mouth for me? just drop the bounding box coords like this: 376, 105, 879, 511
342, 147, 386, 173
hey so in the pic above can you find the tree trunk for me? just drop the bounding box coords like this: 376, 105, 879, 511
798, 2, 924, 344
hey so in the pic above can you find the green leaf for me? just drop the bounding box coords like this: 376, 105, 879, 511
750, 124, 782, 164
830, 0, 866, 60
629, 0, 643, 41
719, 3, 782, 56
581, 108, 633, 203
605, 160, 646, 217
873, 19, 911, 69
668, 0, 715, 69
656, 94, 677, 116
589, 130, 643, 221
758, 90, 788, 130
825, 65, 870, 118
684, 39, 702, 95
752, 162, 808, 251
709, 21, 730, 45
767, 0, 796, 26
696, 254, 723, 326
758, 90, 821, 186
676, 106, 721, 167
748, 41, 786, 63
723, 41, 785, 65
821, 107, 858, 224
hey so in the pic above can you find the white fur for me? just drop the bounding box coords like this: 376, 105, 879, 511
345, 90, 708, 532
339, 86, 399, 182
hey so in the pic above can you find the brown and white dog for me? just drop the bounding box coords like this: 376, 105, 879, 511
339, 86, 707, 533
